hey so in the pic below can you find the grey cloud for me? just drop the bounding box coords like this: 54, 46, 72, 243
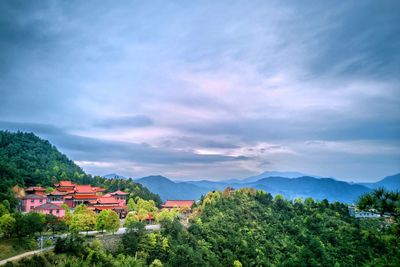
94, 115, 153, 129
0, 121, 250, 165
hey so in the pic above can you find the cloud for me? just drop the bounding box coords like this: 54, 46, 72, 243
0, 1, 399, 180
94, 115, 153, 129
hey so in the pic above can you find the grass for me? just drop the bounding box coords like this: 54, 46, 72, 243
0, 237, 37, 260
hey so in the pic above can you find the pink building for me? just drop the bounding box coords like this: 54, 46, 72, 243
33, 203, 65, 217
21, 194, 47, 212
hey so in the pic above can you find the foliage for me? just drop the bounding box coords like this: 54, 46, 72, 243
357, 187, 400, 216
70, 205, 97, 233
124, 212, 140, 227
155, 209, 179, 223
0, 214, 15, 238
97, 209, 120, 233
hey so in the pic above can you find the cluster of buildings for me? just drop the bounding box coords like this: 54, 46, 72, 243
21, 181, 129, 218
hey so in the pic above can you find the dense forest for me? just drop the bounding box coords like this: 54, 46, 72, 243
3, 188, 399, 267
0, 131, 161, 207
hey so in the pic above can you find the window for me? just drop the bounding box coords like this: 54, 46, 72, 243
56, 209, 59, 213
30, 206, 34, 210
31, 199, 34, 203
39, 199, 43, 203
50, 210, 53, 214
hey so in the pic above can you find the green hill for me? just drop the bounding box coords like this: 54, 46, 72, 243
0, 131, 161, 208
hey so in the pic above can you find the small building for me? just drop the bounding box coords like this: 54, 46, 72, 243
33, 203, 65, 217
355, 211, 381, 218
21, 194, 47, 212
162, 200, 195, 211
54, 181, 76, 192
110, 190, 129, 205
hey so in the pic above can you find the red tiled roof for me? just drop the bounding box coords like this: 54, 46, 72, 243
94, 197, 119, 204
75, 185, 95, 193
89, 205, 127, 210
73, 194, 98, 199
47, 190, 66, 196
111, 190, 129, 195
102, 193, 112, 197
162, 200, 195, 208
34, 203, 64, 210
23, 194, 46, 199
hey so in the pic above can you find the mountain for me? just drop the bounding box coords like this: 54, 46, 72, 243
246, 176, 371, 203
135, 174, 374, 203
135, 175, 210, 201
230, 171, 312, 184
361, 173, 400, 191
0, 131, 161, 207
103, 173, 126, 179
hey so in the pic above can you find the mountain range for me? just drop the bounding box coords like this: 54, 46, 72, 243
129, 172, 400, 203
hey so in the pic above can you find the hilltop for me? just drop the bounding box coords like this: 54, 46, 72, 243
0, 131, 161, 207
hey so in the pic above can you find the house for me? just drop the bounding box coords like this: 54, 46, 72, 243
21, 194, 47, 212
54, 181, 76, 192
33, 203, 65, 218
162, 200, 195, 211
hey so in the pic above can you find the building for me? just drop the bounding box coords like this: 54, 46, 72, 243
162, 200, 195, 211
33, 203, 65, 217
21, 194, 47, 212
22, 181, 128, 218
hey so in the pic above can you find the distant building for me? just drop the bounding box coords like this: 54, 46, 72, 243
349, 205, 381, 219
162, 200, 195, 211
22, 181, 128, 218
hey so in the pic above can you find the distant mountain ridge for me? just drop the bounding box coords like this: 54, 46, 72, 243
134, 172, 400, 203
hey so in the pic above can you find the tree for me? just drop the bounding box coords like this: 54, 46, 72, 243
0, 203, 9, 217
128, 198, 137, 211
124, 212, 140, 227
97, 210, 120, 233
155, 209, 179, 223
70, 205, 96, 233
0, 213, 15, 238
122, 221, 146, 254
150, 259, 163, 267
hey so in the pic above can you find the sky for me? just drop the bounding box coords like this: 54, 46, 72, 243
0, 1, 399, 182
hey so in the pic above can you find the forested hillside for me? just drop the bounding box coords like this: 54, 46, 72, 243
0, 131, 161, 207
6, 188, 399, 266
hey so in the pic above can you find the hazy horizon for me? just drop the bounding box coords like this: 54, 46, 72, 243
1, 1, 399, 181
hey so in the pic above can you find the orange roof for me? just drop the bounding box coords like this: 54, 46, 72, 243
111, 190, 129, 195
162, 200, 195, 208
75, 185, 95, 193
89, 205, 127, 210
47, 190, 66, 196
94, 197, 119, 204
73, 194, 98, 199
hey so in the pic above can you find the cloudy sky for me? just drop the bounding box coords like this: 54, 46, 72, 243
1, 1, 399, 182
